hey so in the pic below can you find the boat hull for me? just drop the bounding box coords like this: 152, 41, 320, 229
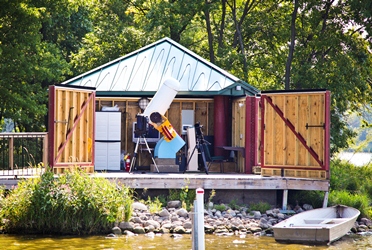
272, 205, 360, 245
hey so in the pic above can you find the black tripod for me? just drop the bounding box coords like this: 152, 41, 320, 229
129, 136, 159, 173
183, 123, 209, 174
129, 115, 159, 173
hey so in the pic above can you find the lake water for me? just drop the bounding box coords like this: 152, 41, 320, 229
336, 152, 372, 166
2, 233, 372, 250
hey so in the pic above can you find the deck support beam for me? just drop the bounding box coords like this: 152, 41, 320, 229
323, 191, 329, 208
282, 189, 288, 210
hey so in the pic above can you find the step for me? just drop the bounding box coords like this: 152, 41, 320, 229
150, 164, 179, 173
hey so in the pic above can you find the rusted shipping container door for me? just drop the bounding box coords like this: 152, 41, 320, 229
260, 90, 330, 179
48, 85, 96, 172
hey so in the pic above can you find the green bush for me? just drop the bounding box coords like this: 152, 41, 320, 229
329, 190, 370, 218
214, 204, 227, 211
289, 190, 324, 209
0, 168, 133, 235
168, 185, 195, 210
249, 201, 271, 214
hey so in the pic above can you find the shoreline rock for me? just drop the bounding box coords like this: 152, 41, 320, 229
113, 201, 370, 238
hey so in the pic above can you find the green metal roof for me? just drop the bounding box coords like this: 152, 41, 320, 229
62, 37, 259, 97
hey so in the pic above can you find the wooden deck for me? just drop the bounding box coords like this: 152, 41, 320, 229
94, 172, 329, 191
0, 171, 329, 191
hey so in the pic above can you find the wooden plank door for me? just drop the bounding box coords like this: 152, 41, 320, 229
260, 90, 330, 179
48, 85, 96, 171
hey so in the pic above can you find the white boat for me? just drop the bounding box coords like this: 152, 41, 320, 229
272, 205, 360, 245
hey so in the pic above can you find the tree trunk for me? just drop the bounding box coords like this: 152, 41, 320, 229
204, 0, 215, 63
285, 0, 299, 90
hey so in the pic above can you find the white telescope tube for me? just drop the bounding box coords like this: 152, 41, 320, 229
143, 78, 180, 117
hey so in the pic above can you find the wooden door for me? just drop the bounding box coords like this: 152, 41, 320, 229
48, 85, 96, 172
260, 90, 330, 179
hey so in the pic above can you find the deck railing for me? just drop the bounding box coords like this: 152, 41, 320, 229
0, 133, 47, 176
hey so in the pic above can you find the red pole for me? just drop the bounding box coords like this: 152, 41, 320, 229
325, 91, 331, 179
214, 95, 229, 156
48, 86, 56, 168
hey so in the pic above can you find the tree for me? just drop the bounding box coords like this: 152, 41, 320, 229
0, 0, 70, 131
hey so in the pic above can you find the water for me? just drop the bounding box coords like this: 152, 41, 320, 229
336, 152, 372, 166
2, 233, 372, 250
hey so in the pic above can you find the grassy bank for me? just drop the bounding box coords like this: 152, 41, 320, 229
290, 159, 372, 218
0, 169, 133, 235
1, 159, 371, 235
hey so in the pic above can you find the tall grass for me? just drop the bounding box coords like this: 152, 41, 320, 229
329, 159, 372, 218
0, 168, 133, 235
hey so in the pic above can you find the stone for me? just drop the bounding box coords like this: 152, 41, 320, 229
161, 223, 173, 230
167, 200, 182, 208
227, 209, 236, 217
124, 230, 136, 236
215, 227, 229, 234
172, 221, 183, 227
157, 228, 168, 233
133, 226, 146, 234
303, 204, 313, 210
204, 224, 215, 233
140, 215, 149, 221
112, 226, 122, 235
173, 226, 186, 234
252, 211, 261, 219
277, 213, 285, 220
208, 202, 214, 209
159, 208, 171, 217
144, 219, 160, 229
183, 221, 192, 229
176, 208, 189, 218
130, 217, 143, 224
215, 211, 222, 218
106, 233, 118, 238
249, 226, 262, 233
144, 225, 155, 232
132, 202, 148, 211
361, 218, 372, 226
119, 221, 134, 231
145, 232, 155, 238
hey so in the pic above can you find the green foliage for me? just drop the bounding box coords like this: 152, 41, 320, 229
329, 159, 372, 218
142, 196, 164, 214
0, 168, 134, 235
228, 199, 240, 210
289, 190, 325, 209
330, 159, 372, 193
249, 202, 271, 214
168, 183, 195, 210
213, 204, 226, 212
208, 189, 216, 204
1, 0, 372, 151
329, 190, 370, 218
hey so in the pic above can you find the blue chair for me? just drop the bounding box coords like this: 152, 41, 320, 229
202, 144, 225, 173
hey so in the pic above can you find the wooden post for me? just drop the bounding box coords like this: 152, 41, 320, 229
43, 134, 48, 167
9, 136, 14, 170
282, 189, 288, 211
323, 191, 329, 208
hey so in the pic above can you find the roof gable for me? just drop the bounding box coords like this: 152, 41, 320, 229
62, 37, 257, 95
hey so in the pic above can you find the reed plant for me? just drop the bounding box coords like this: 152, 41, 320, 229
0, 168, 133, 235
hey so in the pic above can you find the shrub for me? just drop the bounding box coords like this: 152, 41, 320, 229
214, 204, 226, 211
289, 190, 324, 209
143, 196, 163, 214
249, 201, 271, 214
0, 168, 134, 235
168, 185, 195, 210
229, 199, 240, 210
